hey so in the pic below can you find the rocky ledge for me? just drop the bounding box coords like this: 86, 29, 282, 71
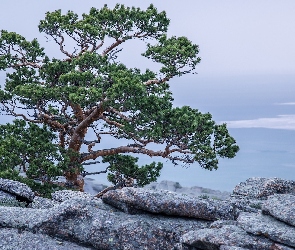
0, 177, 294, 249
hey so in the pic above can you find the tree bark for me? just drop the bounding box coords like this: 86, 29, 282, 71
64, 104, 104, 191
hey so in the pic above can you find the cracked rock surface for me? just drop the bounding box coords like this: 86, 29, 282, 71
262, 194, 295, 227
102, 187, 236, 221
1, 177, 295, 249
237, 212, 295, 247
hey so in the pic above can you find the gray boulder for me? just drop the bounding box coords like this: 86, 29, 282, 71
233, 177, 295, 199
227, 196, 265, 215
102, 187, 236, 221
0, 228, 93, 250
237, 212, 295, 247
220, 247, 248, 250
0, 178, 35, 202
0, 197, 209, 249
180, 225, 287, 249
28, 196, 57, 209
262, 194, 295, 227
51, 189, 94, 202
1, 177, 295, 249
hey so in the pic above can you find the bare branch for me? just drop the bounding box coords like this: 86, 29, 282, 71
100, 114, 124, 128
81, 160, 101, 166
105, 107, 132, 122
52, 33, 73, 58
91, 40, 104, 52
82, 139, 101, 145
2, 103, 41, 123
95, 180, 127, 198
102, 39, 124, 56
11, 61, 41, 69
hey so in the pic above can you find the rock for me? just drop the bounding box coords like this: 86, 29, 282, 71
262, 194, 295, 227
237, 212, 295, 247
220, 247, 248, 250
51, 190, 94, 202
0, 190, 27, 208
227, 196, 265, 214
0, 178, 35, 202
0, 197, 209, 249
102, 187, 236, 221
144, 180, 231, 200
233, 177, 295, 199
181, 225, 291, 249
1, 177, 295, 249
28, 196, 57, 209
0, 190, 16, 200
0, 228, 93, 250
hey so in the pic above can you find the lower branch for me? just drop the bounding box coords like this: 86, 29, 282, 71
81, 168, 109, 177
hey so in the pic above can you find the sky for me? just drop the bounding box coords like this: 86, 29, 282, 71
1, 0, 295, 76
0, 1, 295, 190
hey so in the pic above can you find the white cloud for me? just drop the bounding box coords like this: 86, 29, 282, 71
275, 102, 295, 105
223, 115, 295, 130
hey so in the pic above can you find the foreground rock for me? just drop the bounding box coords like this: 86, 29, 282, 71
262, 194, 295, 227
238, 212, 295, 247
0, 178, 35, 203
1, 177, 295, 249
102, 187, 236, 221
0, 197, 209, 249
0, 228, 93, 250
181, 225, 290, 249
233, 177, 295, 199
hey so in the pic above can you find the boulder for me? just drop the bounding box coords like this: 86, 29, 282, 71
220, 246, 248, 250
0, 178, 35, 202
1, 177, 295, 249
28, 196, 57, 209
102, 187, 236, 221
233, 177, 295, 199
0, 228, 93, 250
0, 197, 209, 249
262, 194, 295, 227
237, 212, 295, 247
180, 225, 286, 249
227, 196, 265, 214
51, 190, 94, 202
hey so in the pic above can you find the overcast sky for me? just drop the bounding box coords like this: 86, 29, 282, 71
1, 0, 295, 75
0, 0, 295, 128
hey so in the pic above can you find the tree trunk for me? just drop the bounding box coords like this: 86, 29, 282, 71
64, 171, 84, 192
64, 128, 88, 192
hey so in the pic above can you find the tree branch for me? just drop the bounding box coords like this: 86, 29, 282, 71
81, 160, 101, 166
101, 39, 124, 56
144, 76, 171, 86
68, 104, 104, 151
100, 114, 124, 128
